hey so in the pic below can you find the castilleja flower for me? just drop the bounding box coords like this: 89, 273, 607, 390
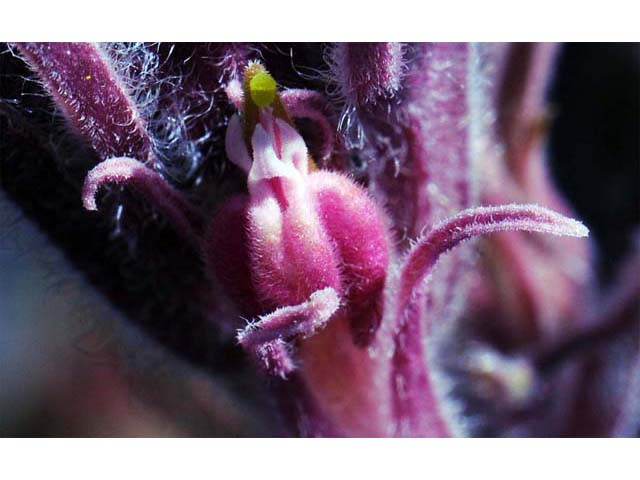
2, 43, 638, 437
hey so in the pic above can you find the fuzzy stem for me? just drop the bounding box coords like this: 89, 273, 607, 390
406, 43, 471, 233
398, 204, 588, 311
331, 43, 404, 108
391, 300, 452, 437
16, 42, 154, 163
391, 204, 588, 436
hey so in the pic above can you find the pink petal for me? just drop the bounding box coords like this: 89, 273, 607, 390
224, 114, 252, 173
275, 116, 310, 175
248, 123, 302, 188
311, 171, 390, 346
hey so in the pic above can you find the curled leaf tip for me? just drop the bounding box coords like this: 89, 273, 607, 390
81, 157, 201, 244
398, 203, 590, 314
237, 288, 341, 377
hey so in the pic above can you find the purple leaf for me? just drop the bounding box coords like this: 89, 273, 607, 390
397, 203, 588, 310
390, 203, 588, 436
16, 43, 154, 162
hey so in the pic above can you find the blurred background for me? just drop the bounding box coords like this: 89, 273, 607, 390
0, 200, 270, 436
0, 43, 638, 436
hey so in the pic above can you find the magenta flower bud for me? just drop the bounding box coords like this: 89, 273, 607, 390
207, 102, 393, 434
225, 108, 344, 307
222, 107, 390, 324
310, 171, 389, 345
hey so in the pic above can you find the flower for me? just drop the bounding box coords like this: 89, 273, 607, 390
2, 42, 637, 437
79, 59, 588, 437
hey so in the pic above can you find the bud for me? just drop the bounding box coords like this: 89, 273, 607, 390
205, 65, 392, 434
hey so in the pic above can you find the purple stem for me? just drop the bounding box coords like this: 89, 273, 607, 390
495, 43, 560, 179
398, 45, 474, 349
391, 204, 588, 436
406, 43, 471, 233
331, 43, 404, 107
391, 300, 452, 437
16, 43, 154, 163
398, 204, 588, 310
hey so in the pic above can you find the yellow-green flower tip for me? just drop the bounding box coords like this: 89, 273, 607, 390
249, 71, 277, 108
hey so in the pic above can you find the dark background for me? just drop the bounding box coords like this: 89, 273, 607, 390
549, 43, 639, 281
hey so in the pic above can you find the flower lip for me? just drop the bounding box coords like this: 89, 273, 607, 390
226, 106, 311, 208
225, 114, 252, 174
248, 121, 301, 187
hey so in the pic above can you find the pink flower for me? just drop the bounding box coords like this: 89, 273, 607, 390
7, 43, 635, 437
200, 64, 588, 436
